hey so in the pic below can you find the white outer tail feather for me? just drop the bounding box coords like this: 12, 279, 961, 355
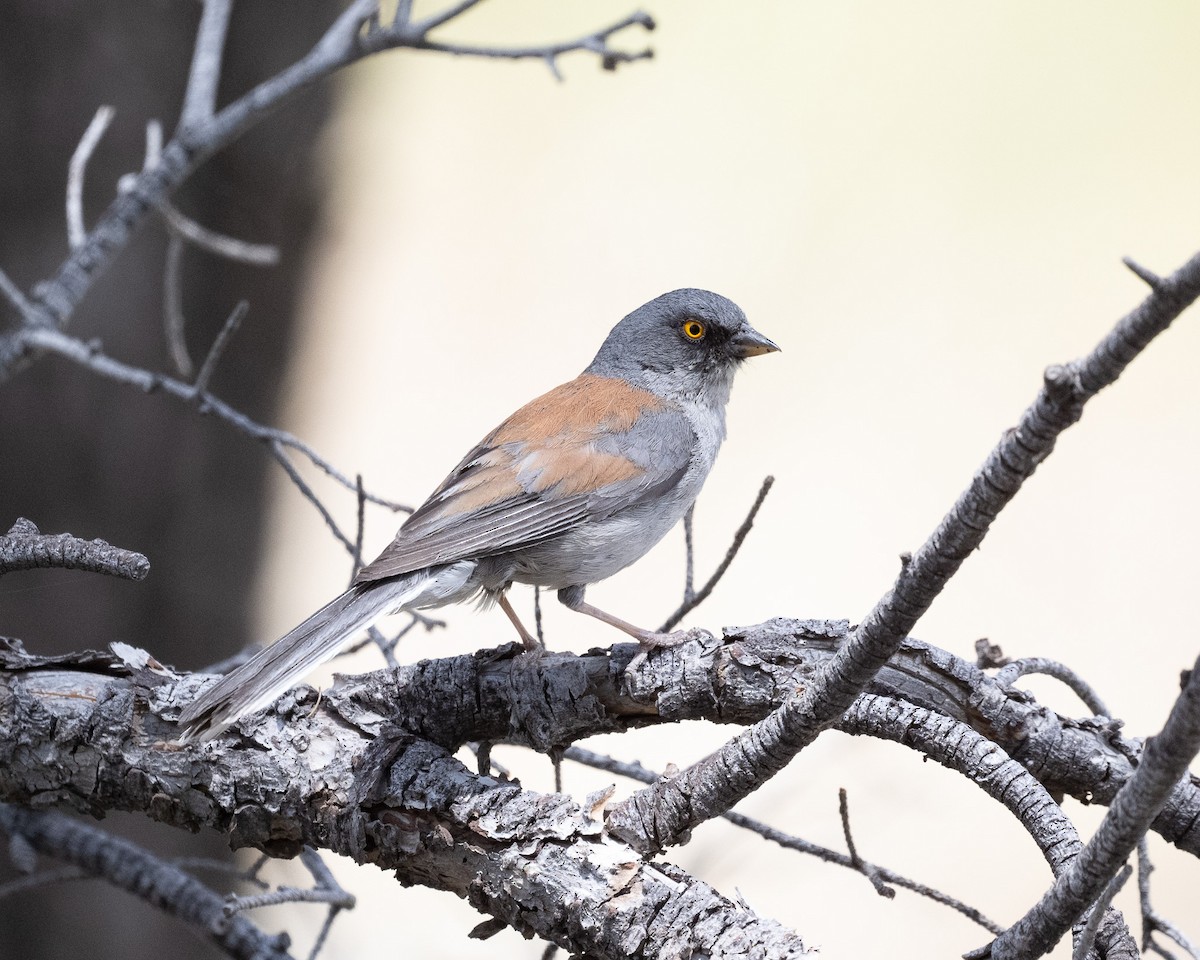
175, 561, 475, 741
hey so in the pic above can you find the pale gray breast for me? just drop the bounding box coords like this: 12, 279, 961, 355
506, 396, 726, 589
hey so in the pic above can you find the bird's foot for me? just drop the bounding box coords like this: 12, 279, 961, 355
635, 626, 708, 649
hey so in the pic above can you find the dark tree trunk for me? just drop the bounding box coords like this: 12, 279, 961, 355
0, 2, 338, 956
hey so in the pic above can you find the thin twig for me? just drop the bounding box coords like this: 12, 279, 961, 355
193, 300, 249, 396
171, 857, 271, 889
1124, 256, 1163, 290
389, 10, 656, 80
1072, 864, 1133, 960
180, 0, 234, 130
0, 518, 149, 580
0, 266, 37, 322
411, 0, 485, 34
17, 2, 654, 347
124, 117, 278, 268
682, 503, 696, 603
162, 204, 280, 266
351, 474, 367, 582
66, 106, 115, 250
268, 439, 357, 555
658, 476, 774, 632
995, 657, 1112, 717
163, 232, 193, 377
1138, 838, 1200, 960
0, 865, 88, 900
838, 787, 893, 898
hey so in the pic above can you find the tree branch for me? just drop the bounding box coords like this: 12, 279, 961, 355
317, 620, 1200, 857
0, 805, 294, 960
0, 518, 149, 581
658, 476, 773, 632
391, 10, 656, 81
605, 247, 1200, 856
0, 1, 654, 354
0, 661, 815, 959
179, 0, 234, 132
983, 655, 1200, 960
1138, 837, 1200, 960
65, 105, 115, 251
994, 657, 1112, 717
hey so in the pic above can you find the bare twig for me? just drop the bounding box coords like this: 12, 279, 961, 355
180, 0, 234, 131
0, 865, 87, 899
984, 654, 1200, 960
659, 476, 774, 632
1124, 256, 1163, 290
224, 847, 354, 915
1071, 865, 1132, 960
163, 232, 193, 376
608, 249, 1200, 856
994, 657, 1112, 717
66, 105, 115, 250
410, 0, 485, 34
268, 439, 357, 554
7, 1, 652, 355
124, 117, 279, 268
682, 503, 696, 603
351, 474, 367, 581
838, 787, 893, 898
193, 300, 249, 396
1138, 838, 1200, 960
381, 9, 656, 81
170, 857, 270, 889
340, 613, 442, 668
0, 266, 37, 322
162, 204, 280, 266
0, 518, 149, 581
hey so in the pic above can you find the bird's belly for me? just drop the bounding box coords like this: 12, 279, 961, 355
507, 493, 695, 589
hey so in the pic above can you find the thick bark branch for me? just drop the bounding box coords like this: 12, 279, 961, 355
315, 620, 1200, 859
0, 518, 149, 580
0, 646, 812, 959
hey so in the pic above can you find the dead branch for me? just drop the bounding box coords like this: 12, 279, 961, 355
982, 655, 1200, 960
0, 805, 294, 960
0, 655, 813, 959
0, 518, 149, 581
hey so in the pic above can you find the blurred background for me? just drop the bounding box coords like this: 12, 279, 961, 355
3, 1, 1200, 957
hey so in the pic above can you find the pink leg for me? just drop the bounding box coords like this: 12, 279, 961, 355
497, 592, 542, 650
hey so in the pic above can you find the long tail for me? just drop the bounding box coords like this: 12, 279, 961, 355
177, 576, 418, 742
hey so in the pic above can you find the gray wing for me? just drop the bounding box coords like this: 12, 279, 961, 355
355, 399, 697, 584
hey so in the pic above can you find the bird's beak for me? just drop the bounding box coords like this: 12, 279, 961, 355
729, 323, 781, 359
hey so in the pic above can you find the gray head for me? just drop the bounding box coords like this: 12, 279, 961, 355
587, 289, 778, 400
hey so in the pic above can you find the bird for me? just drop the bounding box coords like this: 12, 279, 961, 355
176, 288, 778, 740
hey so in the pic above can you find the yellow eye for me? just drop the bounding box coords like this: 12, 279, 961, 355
682, 320, 706, 340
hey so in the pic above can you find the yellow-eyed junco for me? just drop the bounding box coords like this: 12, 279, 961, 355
177, 289, 778, 739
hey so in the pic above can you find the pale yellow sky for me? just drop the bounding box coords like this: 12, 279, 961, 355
254, 3, 1200, 956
